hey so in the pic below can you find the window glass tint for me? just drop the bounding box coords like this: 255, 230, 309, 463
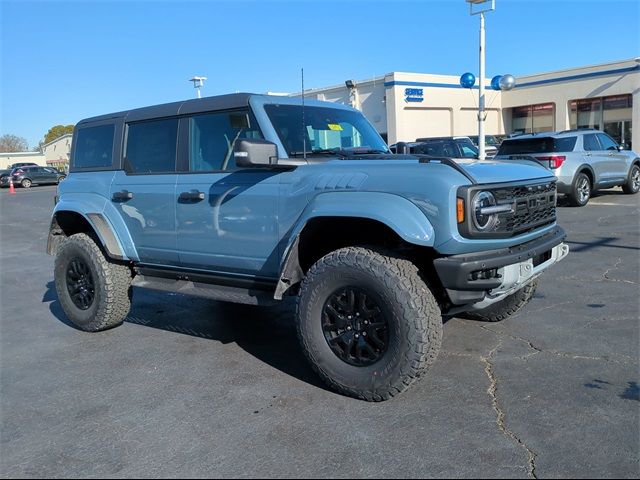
74, 124, 115, 169
583, 134, 600, 151
455, 139, 479, 158
597, 133, 618, 151
189, 110, 263, 171
125, 118, 178, 173
415, 140, 458, 157
554, 137, 577, 152
497, 136, 576, 155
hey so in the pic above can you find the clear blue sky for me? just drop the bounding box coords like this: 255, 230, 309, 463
1, 0, 639, 148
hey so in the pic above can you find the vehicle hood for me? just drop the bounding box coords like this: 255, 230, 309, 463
453, 158, 554, 184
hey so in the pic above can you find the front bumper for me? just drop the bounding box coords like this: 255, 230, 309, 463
434, 227, 568, 306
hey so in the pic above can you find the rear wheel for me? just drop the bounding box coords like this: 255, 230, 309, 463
54, 233, 132, 331
296, 246, 442, 401
57, 175, 66, 184
622, 164, 640, 194
567, 172, 590, 207
21, 178, 32, 188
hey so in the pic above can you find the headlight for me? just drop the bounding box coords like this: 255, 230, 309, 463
472, 191, 499, 231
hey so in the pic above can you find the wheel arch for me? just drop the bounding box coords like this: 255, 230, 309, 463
274, 192, 437, 299
47, 209, 129, 261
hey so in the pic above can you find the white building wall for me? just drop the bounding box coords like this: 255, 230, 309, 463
43, 134, 72, 164
385, 72, 502, 144
0, 152, 47, 169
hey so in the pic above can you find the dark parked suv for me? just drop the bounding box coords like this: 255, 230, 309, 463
0, 166, 66, 188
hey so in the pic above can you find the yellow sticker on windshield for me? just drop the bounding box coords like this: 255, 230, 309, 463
327, 123, 343, 131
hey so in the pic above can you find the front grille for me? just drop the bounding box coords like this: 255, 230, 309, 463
491, 181, 557, 235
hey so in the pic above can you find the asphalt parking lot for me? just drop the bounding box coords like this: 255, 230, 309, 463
1, 185, 638, 478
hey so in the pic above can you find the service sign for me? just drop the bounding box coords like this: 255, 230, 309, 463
405, 88, 424, 103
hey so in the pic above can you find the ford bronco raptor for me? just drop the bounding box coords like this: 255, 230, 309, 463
48, 94, 568, 401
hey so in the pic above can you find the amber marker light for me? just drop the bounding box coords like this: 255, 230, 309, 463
457, 198, 465, 223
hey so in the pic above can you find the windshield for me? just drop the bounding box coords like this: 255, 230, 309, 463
264, 104, 389, 157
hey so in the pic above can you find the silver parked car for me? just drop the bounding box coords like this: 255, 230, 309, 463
494, 129, 640, 206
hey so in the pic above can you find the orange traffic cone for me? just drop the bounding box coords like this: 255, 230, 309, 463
9, 178, 16, 195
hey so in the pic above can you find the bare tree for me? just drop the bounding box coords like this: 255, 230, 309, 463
0, 134, 29, 152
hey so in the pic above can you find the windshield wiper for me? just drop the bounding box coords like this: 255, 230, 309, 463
350, 148, 390, 155
289, 148, 350, 158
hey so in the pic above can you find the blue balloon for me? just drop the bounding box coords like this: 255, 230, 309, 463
459, 72, 476, 89
491, 75, 503, 91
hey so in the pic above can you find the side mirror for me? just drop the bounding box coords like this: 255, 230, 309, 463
234, 139, 279, 168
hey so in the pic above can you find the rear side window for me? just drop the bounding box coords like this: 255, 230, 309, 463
74, 124, 115, 169
497, 136, 576, 155
125, 118, 178, 174
583, 134, 601, 151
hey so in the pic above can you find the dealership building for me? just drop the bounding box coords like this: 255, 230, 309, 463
293, 58, 639, 150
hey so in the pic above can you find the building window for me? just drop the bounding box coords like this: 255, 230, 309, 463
510, 103, 555, 135
569, 94, 632, 149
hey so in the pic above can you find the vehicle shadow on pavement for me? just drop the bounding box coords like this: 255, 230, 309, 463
43, 282, 331, 393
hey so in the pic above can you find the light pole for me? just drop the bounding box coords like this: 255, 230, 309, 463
189, 76, 207, 99
466, 0, 495, 160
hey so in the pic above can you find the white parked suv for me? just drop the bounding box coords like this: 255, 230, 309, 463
494, 129, 640, 206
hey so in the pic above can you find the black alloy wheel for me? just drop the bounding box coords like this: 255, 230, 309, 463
66, 257, 95, 310
322, 287, 389, 367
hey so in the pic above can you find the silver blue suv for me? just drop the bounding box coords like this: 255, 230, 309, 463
47, 94, 569, 401
494, 129, 640, 206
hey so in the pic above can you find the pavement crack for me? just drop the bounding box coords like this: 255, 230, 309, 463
481, 338, 538, 479
602, 257, 639, 285
477, 324, 634, 365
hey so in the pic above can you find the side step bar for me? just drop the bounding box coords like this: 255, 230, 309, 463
132, 268, 279, 306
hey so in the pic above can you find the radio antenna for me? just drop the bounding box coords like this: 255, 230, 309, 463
302, 67, 307, 160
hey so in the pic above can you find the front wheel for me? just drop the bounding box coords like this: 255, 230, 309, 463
54, 233, 133, 331
57, 175, 66, 184
296, 246, 443, 401
622, 164, 640, 194
464, 279, 538, 323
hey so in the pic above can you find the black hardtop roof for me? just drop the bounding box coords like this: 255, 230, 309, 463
77, 92, 255, 126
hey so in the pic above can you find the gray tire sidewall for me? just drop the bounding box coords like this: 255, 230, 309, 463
21, 178, 32, 188
571, 172, 590, 206
54, 237, 107, 328
625, 165, 640, 193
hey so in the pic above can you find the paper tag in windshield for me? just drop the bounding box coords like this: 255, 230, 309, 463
327, 123, 343, 131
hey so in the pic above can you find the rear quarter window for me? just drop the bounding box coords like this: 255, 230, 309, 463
498, 136, 576, 155
73, 124, 115, 169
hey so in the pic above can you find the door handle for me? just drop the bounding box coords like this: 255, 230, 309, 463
112, 190, 133, 202
584, 153, 592, 156
179, 190, 205, 202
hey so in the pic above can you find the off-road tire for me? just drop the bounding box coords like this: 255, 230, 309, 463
21, 178, 32, 188
567, 172, 591, 207
622, 164, 640, 194
54, 233, 132, 331
464, 279, 538, 323
296, 246, 442, 402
